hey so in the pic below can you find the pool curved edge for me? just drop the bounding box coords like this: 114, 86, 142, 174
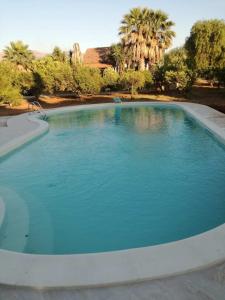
0, 114, 49, 158
0, 102, 225, 288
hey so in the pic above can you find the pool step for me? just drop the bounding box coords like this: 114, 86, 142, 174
0, 187, 29, 252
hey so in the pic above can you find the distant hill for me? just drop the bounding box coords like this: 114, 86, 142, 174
0, 50, 47, 60
32, 50, 47, 59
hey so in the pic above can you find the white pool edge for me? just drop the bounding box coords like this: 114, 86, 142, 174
0, 102, 225, 289
0, 114, 49, 158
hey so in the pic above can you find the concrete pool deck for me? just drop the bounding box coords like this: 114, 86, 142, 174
0, 102, 225, 296
1, 261, 225, 300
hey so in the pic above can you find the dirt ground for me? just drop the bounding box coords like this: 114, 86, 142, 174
0, 80, 225, 117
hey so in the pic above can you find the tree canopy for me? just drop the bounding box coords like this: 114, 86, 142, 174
71, 66, 102, 95
3, 40, 34, 70
52, 46, 68, 63
185, 19, 225, 72
120, 70, 146, 94
103, 67, 119, 88
164, 47, 188, 71
119, 7, 175, 70
110, 43, 127, 74
33, 56, 73, 94
0, 61, 22, 106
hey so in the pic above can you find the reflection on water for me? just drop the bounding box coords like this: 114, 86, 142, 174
48, 105, 186, 134
114, 106, 121, 125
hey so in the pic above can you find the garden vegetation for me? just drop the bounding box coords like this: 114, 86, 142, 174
0, 8, 224, 106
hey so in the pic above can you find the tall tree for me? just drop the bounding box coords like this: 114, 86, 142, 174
119, 7, 149, 70
110, 43, 127, 73
119, 7, 175, 70
146, 10, 175, 66
3, 41, 34, 70
185, 19, 225, 72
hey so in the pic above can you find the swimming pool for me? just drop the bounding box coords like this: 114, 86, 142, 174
0, 103, 225, 255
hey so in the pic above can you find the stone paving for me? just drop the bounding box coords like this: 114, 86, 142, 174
0, 261, 225, 300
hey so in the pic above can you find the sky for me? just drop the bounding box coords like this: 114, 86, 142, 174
0, 0, 225, 53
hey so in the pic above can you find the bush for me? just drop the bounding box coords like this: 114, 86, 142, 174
72, 65, 102, 95
164, 47, 188, 71
120, 70, 145, 95
0, 61, 22, 106
152, 66, 166, 91
102, 67, 119, 89
164, 70, 193, 91
154, 47, 195, 92
33, 56, 73, 94
141, 70, 153, 89
15, 71, 35, 95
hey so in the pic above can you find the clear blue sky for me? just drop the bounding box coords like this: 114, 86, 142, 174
0, 0, 225, 53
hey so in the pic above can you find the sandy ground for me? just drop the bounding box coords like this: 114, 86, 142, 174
0, 81, 225, 117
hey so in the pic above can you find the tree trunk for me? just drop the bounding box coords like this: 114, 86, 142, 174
139, 57, 145, 71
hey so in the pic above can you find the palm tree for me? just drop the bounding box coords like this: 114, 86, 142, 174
3, 41, 34, 70
147, 10, 175, 66
52, 46, 67, 63
110, 43, 127, 73
119, 7, 149, 70
119, 7, 175, 70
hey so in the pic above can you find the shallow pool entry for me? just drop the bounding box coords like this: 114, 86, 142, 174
0, 104, 225, 254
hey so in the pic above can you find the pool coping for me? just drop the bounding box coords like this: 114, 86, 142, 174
0, 102, 225, 289
0, 114, 49, 158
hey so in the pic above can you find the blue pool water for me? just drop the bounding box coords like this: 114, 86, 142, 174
0, 104, 225, 254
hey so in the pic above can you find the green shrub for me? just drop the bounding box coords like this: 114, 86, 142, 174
103, 67, 119, 89
15, 71, 35, 95
72, 65, 102, 95
164, 47, 188, 71
152, 66, 166, 91
120, 70, 145, 95
154, 47, 195, 92
0, 61, 22, 106
164, 70, 193, 91
141, 70, 153, 89
33, 56, 73, 94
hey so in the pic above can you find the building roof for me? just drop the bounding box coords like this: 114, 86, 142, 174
83, 47, 112, 69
